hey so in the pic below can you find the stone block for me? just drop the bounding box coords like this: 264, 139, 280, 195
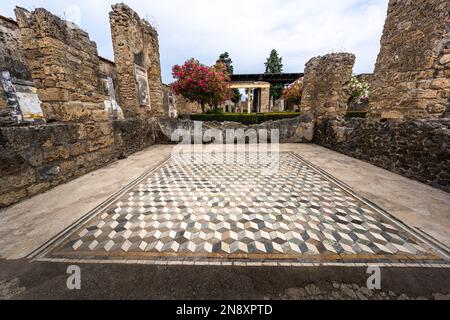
39, 88, 70, 102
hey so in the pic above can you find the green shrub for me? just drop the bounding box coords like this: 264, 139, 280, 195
257, 112, 301, 123
190, 112, 301, 125
345, 111, 367, 119
191, 113, 259, 125
206, 108, 224, 115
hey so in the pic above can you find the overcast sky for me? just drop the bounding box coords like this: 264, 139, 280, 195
1, 0, 389, 84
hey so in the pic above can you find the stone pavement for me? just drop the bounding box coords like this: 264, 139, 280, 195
0, 144, 449, 266
1, 259, 450, 300
43, 151, 443, 265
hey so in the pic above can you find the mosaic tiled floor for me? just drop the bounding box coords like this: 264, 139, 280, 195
39, 152, 448, 265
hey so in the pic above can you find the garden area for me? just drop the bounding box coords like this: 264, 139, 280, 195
189, 112, 302, 125
170, 52, 369, 124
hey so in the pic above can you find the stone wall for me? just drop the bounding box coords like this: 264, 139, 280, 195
0, 122, 117, 207
315, 118, 450, 192
15, 8, 108, 123
113, 118, 168, 157
0, 16, 41, 126
109, 3, 163, 118
99, 56, 121, 105
99, 56, 124, 119
0, 5, 167, 208
159, 115, 315, 144
0, 81, 8, 124
300, 53, 355, 121
0, 15, 31, 81
369, 0, 450, 119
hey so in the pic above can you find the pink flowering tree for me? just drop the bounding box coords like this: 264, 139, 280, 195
283, 78, 303, 107
171, 59, 232, 114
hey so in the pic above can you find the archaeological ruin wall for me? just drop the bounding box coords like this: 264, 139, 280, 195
99, 56, 124, 120
109, 3, 163, 118
300, 53, 355, 121
15, 8, 109, 123
0, 5, 168, 207
315, 118, 450, 192
311, 1, 450, 192
0, 14, 43, 125
369, 0, 450, 119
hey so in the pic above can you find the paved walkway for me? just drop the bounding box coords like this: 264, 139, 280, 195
0, 144, 449, 265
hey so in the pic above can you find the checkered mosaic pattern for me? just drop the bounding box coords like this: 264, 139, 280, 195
48, 152, 440, 262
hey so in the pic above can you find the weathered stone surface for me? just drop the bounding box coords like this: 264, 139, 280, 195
109, 3, 163, 118
159, 115, 315, 144
0, 5, 170, 207
0, 15, 34, 125
315, 117, 450, 192
99, 56, 123, 119
369, 0, 450, 119
300, 53, 355, 121
0, 122, 118, 207
0, 84, 9, 125
0, 15, 31, 81
14, 7, 107, 122
113, 118, 168, 157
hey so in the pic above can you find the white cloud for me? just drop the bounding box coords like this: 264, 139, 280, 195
0, 0, 388, 83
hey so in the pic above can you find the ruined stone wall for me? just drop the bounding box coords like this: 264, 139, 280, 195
159, 114, 315, 144
0, 15, 31, 81
0, 83, 8, 124
15, 8, 108, 123
300, 53, 355, 121
0, 6, 168, 208
0, 122, 117, 207
0, 15, 33, 125
369, 0, 450, 119
99, 56, 121, 104
315, 118, 450, 192
109, 3, 163, 118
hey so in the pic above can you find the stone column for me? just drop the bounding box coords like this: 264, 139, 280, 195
260, 87, 270, 113
300, 53, 355, 122
247, 89, 253, 114
368, 0, 450, 119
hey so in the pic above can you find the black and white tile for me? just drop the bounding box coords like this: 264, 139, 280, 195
48, 152, 443, 263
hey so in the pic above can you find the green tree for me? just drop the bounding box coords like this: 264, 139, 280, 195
264, 49, 284, 100
231, 89, 242, 104
217, 52, 234, 75
265, 49, 283, 74
217, 52, 241, 108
